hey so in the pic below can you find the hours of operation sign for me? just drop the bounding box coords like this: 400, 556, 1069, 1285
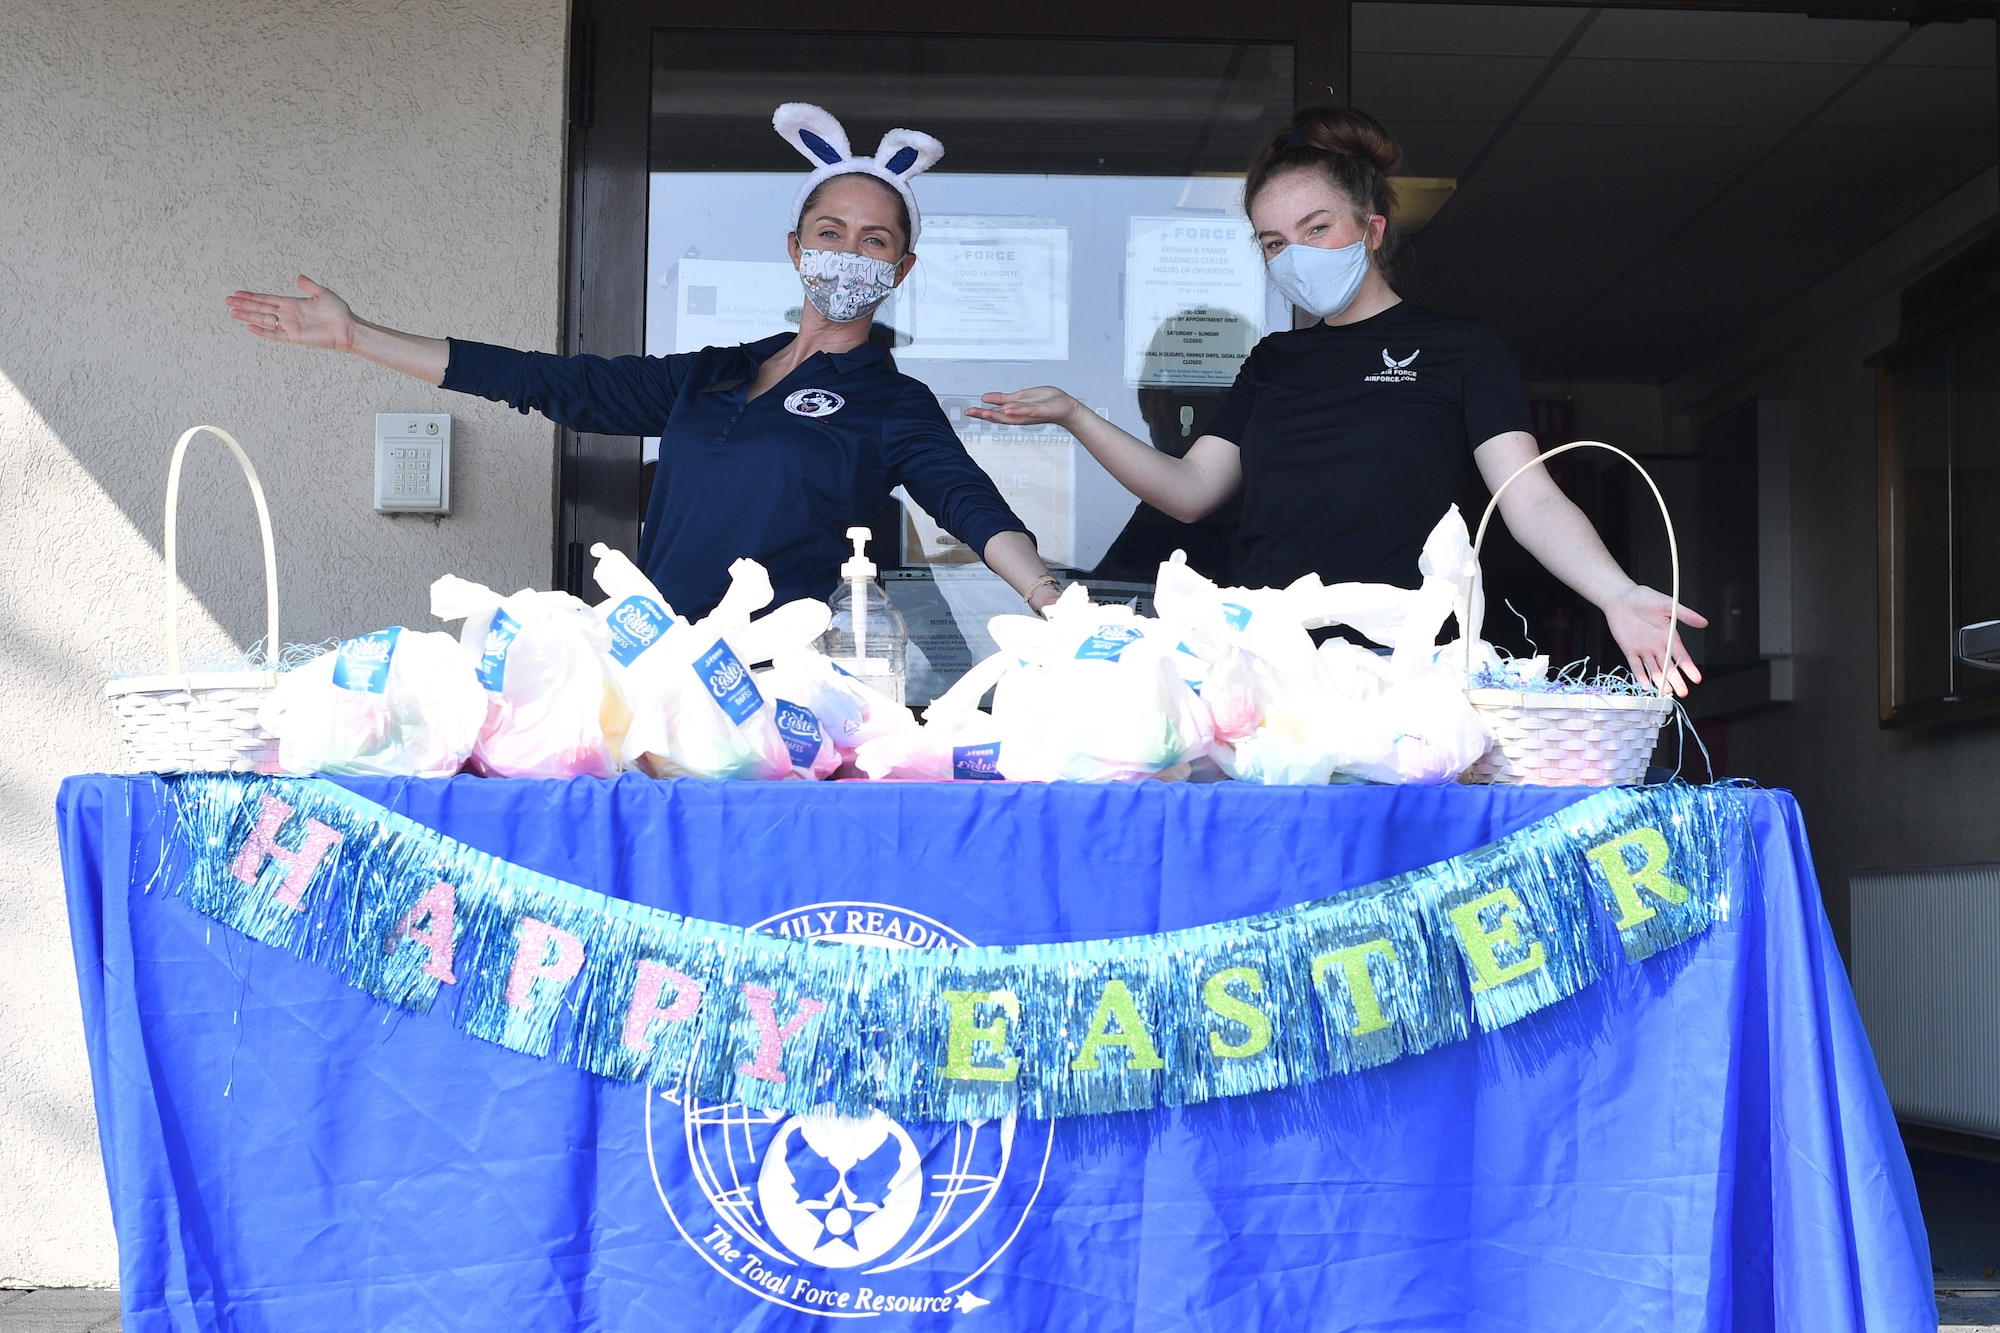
1124, 217, 1268, 386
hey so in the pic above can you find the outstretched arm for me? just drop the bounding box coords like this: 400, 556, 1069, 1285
966, 387, 1241, 523
1474, 431, 1707, 697
226, 276, 448, 385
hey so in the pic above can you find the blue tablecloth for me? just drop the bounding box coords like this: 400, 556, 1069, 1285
58, 775, 1932, 1332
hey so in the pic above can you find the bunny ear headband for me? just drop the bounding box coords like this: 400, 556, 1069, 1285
773, 103, 944, 246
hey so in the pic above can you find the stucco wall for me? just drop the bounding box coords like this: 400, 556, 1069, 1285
0, 0, 569, 1284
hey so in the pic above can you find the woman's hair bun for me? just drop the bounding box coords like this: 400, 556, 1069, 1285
1290, 105, 1401, 176
1243, 103, 1407, 289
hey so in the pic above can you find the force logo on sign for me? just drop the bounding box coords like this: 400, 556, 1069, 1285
1363, 348, 1420, 384
647, 902, 1053, 1318
785, 389, 847, 418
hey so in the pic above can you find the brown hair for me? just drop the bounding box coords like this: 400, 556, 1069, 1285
796, 172, 913, 257
1243, 105, 1403, 283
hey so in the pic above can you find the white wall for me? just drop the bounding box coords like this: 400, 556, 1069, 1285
0, 0, 569, 1284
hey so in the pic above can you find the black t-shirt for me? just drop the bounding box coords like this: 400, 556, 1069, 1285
1205, 303, 1532, 591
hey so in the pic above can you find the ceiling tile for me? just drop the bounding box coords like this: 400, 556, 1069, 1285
1524, 58, 1863, 128
1430, 176, 1708, 233
1472, 122, 1784, 183
1386, 120, 1498, 178
1569, 9, 1893, 64
1353, 53, 1549, 124
1815, 65, 1996, 132
1883, 19, 1996, 68
1760, 126, 1996, 188
1352, 3, 1587, 57
1690, 179, 1950, 237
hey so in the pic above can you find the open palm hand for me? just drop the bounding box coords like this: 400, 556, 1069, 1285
225, 275, 356, 351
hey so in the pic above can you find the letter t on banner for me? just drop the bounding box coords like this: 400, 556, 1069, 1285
230, 796, 342, 911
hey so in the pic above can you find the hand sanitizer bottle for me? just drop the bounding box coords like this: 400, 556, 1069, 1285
819, 527, 907, 703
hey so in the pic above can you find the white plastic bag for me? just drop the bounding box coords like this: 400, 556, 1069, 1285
853, 649, 1025, 781
757, 651, 916, 780
1158, 507, 1494, 786
431, 577, 630, 779
594, 553, 795, 781
979, 589, 1211, 783
258, 627, 486, 777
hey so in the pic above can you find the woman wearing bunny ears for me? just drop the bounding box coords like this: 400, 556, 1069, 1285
226, 104, 1062, 620
973, 105, 1706, 697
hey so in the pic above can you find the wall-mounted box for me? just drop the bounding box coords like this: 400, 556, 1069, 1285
375, 413, 450, 513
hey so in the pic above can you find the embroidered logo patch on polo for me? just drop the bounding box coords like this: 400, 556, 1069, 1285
784, 388, 846, 418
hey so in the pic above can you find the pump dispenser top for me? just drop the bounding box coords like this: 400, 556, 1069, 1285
840, 527, 876, 583
819, 526, 908, 704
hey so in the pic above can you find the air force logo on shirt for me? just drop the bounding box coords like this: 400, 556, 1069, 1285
1364, 348, 1420, 384
784, 388, 846, 418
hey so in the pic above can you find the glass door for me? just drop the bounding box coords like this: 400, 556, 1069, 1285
645, 31, 1294, 696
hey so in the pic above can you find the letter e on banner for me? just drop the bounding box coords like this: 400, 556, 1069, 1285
230, 796, 342, 911
1447, 888, 1546, 994
938, 989, 1021, 1082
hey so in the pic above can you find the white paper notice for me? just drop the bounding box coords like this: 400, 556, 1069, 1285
1124, 217, 1267, 386
901, 220, 1069, 361
897, 426, 1074, 568
673, 259, 800, 353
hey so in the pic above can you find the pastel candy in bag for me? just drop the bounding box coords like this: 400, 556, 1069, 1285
258, 627, 486, 777
430, 576, 630, 779
983, 589, 1211, 782
757, 649, 916, 779
853, 650, 1021, 782
593, 553, 793, 781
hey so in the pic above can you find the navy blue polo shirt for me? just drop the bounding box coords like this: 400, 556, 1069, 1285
442, 334, 1030, 617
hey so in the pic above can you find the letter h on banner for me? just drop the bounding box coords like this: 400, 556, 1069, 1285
230, 796, 342, 911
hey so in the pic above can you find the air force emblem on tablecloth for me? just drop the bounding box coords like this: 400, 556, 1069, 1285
1364, 348, 1421, 383
647, 902, 1053, 1317
785, 388, 846, 418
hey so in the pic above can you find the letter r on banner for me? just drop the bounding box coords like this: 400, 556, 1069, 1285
230, 796, 342, 911
504, 918, 586, 1009
624, 961, 703, 1052
1585, 827, 1691, 930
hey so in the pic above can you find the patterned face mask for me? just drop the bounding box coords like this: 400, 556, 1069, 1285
797, 247, 899, 323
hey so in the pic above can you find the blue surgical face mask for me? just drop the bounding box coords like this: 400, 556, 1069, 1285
1266, 238, 1370, 321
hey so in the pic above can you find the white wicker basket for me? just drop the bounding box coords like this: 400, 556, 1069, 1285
1457, 440, 1681, 786
104, 425, 283, 774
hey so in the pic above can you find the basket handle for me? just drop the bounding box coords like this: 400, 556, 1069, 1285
164, 425, 280, 674
1461, 439, 1682, 701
